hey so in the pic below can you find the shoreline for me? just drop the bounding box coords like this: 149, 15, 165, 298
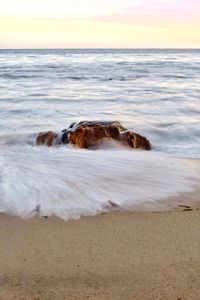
1, 203, 200, 299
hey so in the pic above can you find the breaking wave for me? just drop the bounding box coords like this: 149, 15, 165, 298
0, 143, 198, 220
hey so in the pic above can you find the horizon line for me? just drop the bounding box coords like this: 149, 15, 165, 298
0, 47, 200, 50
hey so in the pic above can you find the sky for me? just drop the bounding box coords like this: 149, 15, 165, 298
0, 0, 200, 48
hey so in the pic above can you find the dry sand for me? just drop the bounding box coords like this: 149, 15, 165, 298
1, 203, 200, 300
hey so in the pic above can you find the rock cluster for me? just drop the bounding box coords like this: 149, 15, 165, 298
36, 121, 151, 150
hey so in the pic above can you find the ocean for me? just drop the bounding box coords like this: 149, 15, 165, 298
0, 49, 199, 219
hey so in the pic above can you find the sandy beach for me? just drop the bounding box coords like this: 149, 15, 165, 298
1, 203, 200, 300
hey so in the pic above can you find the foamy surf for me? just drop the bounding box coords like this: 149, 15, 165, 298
0, 144, 198, 220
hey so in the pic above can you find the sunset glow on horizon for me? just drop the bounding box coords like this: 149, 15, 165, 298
0, 0, 200, 48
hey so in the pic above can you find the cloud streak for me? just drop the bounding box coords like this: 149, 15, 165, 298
94, 0, 200, 24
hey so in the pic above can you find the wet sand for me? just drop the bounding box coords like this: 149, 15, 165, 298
1, 203, 200, 300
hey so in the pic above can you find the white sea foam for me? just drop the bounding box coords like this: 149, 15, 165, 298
0, 145, 198, 220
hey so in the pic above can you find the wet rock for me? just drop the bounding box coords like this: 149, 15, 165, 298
36, 121, 151, 150
36, 131, 58, 147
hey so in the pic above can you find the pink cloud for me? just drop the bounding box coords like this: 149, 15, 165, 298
94, 0, 200, 24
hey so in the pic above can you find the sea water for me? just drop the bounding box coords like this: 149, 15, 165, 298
0, 49, 199, 219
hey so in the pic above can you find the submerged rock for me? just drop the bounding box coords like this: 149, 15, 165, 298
36, 131, 58, 147
36, 121, 151, 150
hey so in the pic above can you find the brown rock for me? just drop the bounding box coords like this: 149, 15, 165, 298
69, 121, 151, 150
36, 131, 58, 147
120, 130, 152, 150
69, 121, 122, 148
